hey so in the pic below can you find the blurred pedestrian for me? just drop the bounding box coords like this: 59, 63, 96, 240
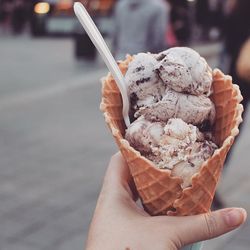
213, 0, 250, 209
196, 0, 223, 41
224, 0, 250, 123
196, 0, 209, 40
223, 0, 236, 16
0, 0, 13, 34
112, 0, 169, 60
168, 0, 190, 45
11, 0, 26, 34
208, 0, 224, 40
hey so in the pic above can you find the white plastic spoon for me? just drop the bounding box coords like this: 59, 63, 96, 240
74, 2, 130, 127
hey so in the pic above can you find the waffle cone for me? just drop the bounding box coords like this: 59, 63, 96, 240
100, 56, 243, 216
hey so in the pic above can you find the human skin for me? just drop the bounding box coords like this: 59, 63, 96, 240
85, 153, 247, 250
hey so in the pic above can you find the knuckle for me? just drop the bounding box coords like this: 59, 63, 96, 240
110, 152, 118, 161
203, 213, 218, 239
108, 153, 119, 169
110, 152, 121, 163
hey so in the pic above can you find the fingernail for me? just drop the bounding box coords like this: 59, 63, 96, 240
224, 208, 246, 227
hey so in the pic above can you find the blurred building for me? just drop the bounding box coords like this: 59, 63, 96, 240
0, 0, 117, 35
29, 0, 117, 36
0, 0, 28, 34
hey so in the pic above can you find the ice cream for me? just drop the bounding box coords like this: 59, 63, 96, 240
125, 53, 165, 117
126, 118, 217, 188
124, 47, 218, 188
155, 47, 213, 96
135, 88, 215, 129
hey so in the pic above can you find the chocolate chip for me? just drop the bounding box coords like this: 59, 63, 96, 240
182, 90, 191, 95
198, 119, 211, 132
168, 71, 177, 77
158, 65, 164, 71
188, 160, 195, 167
172, 150, 178, 157
135, 77, 151, 84
135, 66, 145, 72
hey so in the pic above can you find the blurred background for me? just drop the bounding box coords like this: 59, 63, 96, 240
0, 0, 250, 249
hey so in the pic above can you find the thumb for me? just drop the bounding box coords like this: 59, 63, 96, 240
102, 152, 138, 200
175, 208, 247, 246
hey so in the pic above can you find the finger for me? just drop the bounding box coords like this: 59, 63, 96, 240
104, 152, 131, 187
174, 208, 247, 246
103, 152, 138, 200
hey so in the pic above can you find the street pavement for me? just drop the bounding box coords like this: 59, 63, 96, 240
0, 35, 250, 250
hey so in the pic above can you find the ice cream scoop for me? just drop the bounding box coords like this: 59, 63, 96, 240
125, 118, 217, 188
125, 116, 164, 154
125, 53, 159, 88
135, 88, 216, 129
155, 47, 213, 96
125, 53, 165, 114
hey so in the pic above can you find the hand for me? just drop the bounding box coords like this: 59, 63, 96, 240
86, 152, 247, 250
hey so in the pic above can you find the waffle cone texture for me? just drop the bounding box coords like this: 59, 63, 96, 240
100, 56, 243, 216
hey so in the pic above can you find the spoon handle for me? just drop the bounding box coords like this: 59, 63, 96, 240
74, 2, 130, 127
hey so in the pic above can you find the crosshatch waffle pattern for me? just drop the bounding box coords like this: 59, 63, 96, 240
100, 56, 243, 216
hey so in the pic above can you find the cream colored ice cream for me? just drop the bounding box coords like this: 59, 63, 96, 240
135, 88, 215, 128
125, 118, 217, 188
125, 116, 164, 154
125, 53, 165, 114
124, 47, 218, 188
155, 47, 213, 96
